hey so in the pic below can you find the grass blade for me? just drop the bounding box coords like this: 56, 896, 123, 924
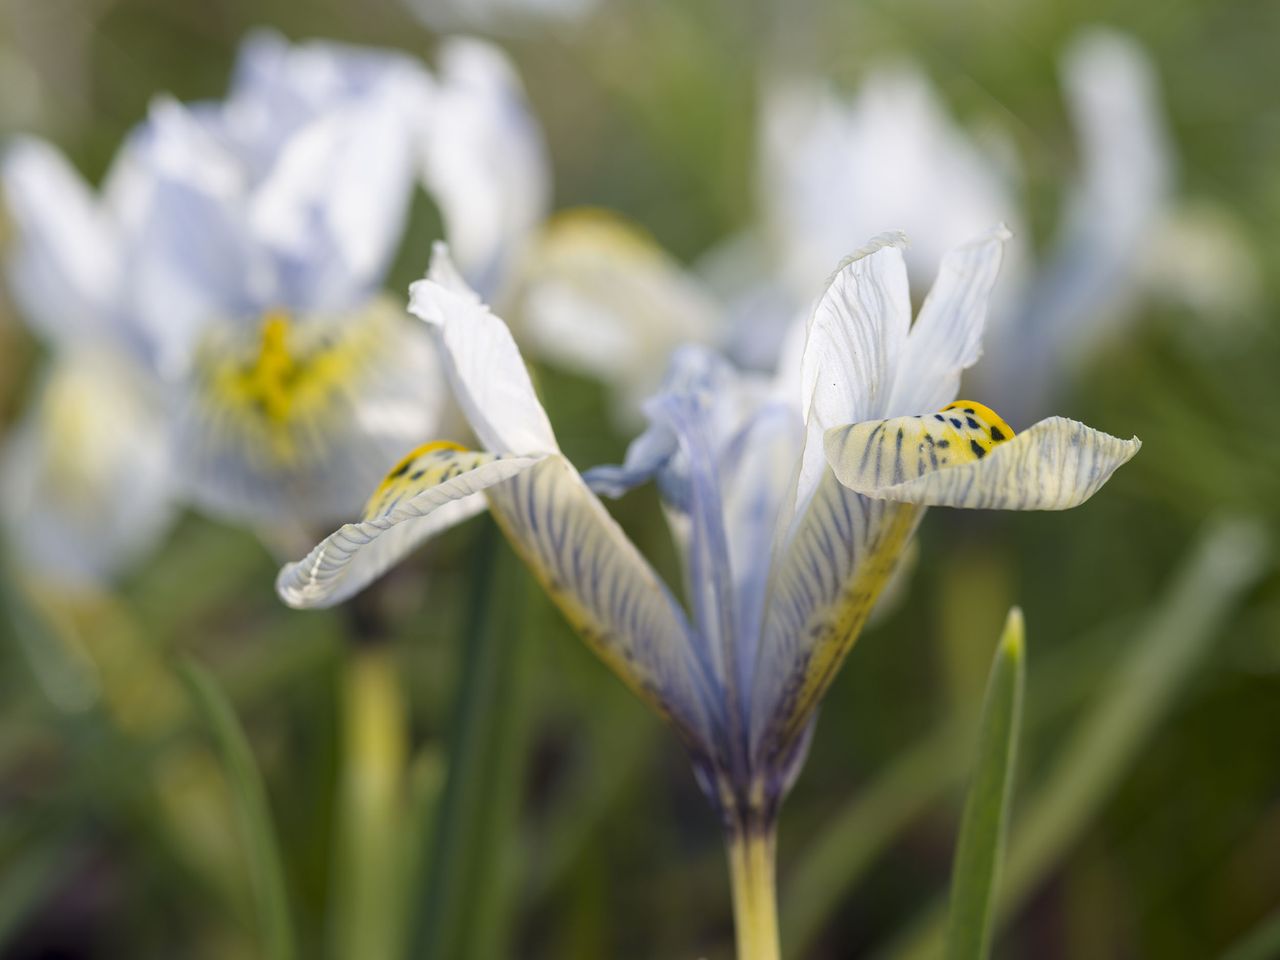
944, 608, 1025, 960
881, 517, 1269, 959
179, 660, 296, 960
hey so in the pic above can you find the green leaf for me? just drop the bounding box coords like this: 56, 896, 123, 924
1219, 906, 1280, 960
880, 518, 1270, 960
179, 660, 296, 960
944, 607, 1025, 960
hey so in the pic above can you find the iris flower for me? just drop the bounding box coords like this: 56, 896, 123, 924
277, 230, 1138, 958
118, 31, 544, 532
0, 137, 174, 588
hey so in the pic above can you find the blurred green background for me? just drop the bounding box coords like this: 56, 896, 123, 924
1, 0, 1278, 957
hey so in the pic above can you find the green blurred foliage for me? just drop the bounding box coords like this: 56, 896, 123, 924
2, 0, 1279, 958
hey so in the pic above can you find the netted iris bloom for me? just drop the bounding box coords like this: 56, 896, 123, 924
276, 232, 1139, 956
116, 31, 545, 530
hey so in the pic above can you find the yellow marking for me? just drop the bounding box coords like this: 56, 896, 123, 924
538, 207, 664, 264
361, 440, 489, 521
203, 308, 383, 466
941, 400, 1015, 454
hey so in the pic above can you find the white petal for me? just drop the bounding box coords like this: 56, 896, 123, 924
886, 226, 1010, 415
792, 234, 910, 522
1, 137, 119, 345
176, 297, 444, 526
485, 455, 714, 750
409, 245, 558, 456
826, 415, 1140, 510
421, 38, 549, 300
277, 451, 541, 608
760, 69, 1023, 296
0, 349, 175, 587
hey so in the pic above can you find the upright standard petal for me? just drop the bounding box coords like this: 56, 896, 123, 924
409, 244, 557, 456
794, 234, 910, 520
826, 413, 1140, 510
886, 226, 1010, 416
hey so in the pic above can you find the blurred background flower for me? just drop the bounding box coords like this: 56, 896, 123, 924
0, 0, 1278, 958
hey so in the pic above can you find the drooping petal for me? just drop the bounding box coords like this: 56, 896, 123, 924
793, 234, 910, 521
177, 297, 443, 526
0, 349, 175, 587
277, 445, 540, 607
886, 226, 1010, 416
409, 244, 558, 456
485, 455, 716, 752
826, 413, 1140, 510
421, 38, 549, 300
0, 137, 119, 345
519, 210, 723, 422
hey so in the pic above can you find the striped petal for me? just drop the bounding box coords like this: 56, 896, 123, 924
794, 234, 910, 519
750, 470, 922, 763
886, 227, 1010, 416
409, 244, 558, 457
485, 455, 716, 751
825, 411, 1140, 510
276, 444, 541, 608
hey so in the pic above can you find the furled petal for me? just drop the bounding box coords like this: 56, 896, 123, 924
277, 446, 540, 607
421, 38, 549, 300
409, 243, 558, 456
519, 210, 723, 422
177, 297, 443, 526
0, 349, 175, 587
0, 137, 119, 345
793, 234, 910, 522
825, 414, 1140, 510
886, 226, 1010, 416
485, 455, 716, 752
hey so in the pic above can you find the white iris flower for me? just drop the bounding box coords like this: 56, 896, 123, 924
276, 230, 1138, 956
0, 137, 174, 588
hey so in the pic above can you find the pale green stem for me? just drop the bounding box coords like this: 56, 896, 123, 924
726, 820, 781, 960
333, 644, 408, 960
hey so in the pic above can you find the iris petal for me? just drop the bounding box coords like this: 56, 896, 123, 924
825, 414, 1140, 510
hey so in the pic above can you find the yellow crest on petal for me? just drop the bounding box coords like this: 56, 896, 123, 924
362, 440, 493, 521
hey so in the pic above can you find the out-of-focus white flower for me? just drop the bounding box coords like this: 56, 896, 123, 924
1, 350, 172, 588
421, 38, 550, 302
0, 137, 175, 586
981, 27, 1174, 416
114, 30, 548, 530
746, 28, 1174, 419
758, 65, 1025, 298
518, 209, 722, 422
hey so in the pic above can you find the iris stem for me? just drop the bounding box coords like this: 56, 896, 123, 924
726, 819, 781, 960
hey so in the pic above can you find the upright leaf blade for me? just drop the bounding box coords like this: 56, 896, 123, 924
179, 660, 296, 960
944, 608, 1026, 960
